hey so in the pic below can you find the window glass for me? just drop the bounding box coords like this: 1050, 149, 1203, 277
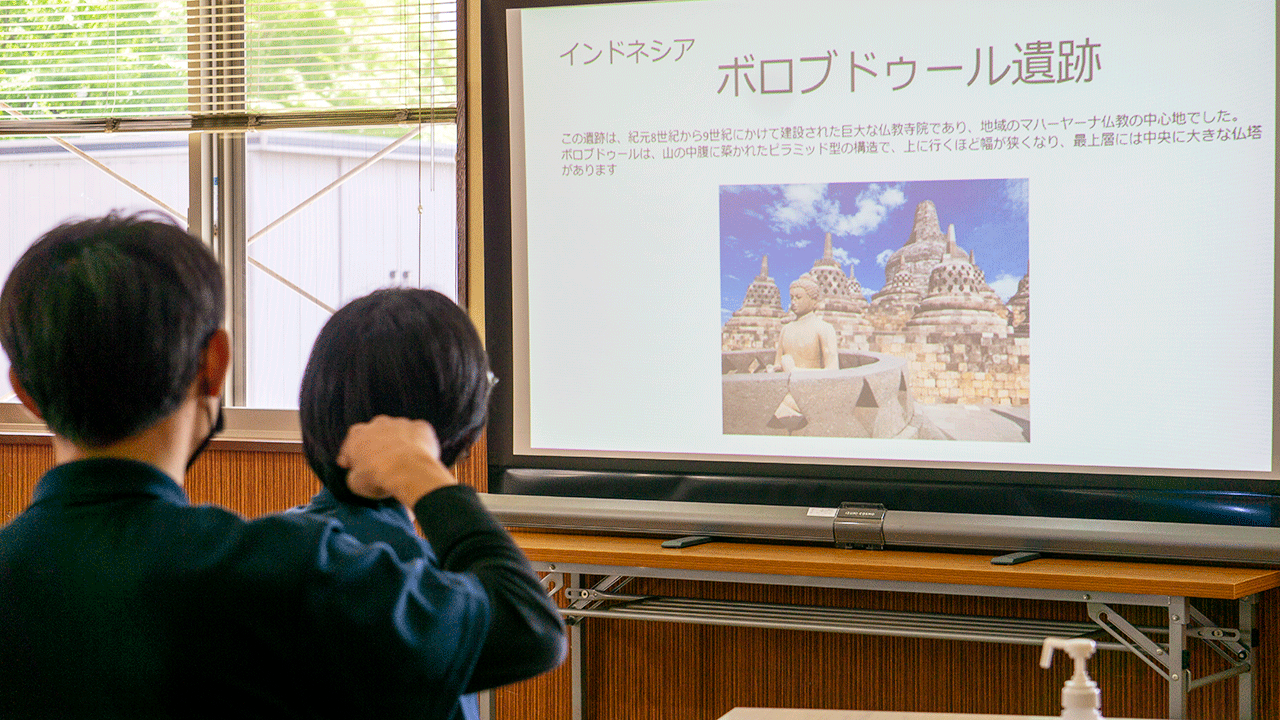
0, 132, 191, 402
0, 0, 458, 434
244, 126, 457, 408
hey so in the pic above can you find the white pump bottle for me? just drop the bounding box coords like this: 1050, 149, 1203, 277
1040, 637, 1104, 720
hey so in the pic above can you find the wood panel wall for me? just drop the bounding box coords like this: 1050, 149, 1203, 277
2, 437, 1274, 719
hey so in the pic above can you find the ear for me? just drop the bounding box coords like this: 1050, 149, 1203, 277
8, 368, 43, 420
197, 328, 231, 397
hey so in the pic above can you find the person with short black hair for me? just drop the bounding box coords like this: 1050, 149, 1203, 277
1, 211, 226, 450
299, 287, 492, 510
0, 212, 565, 719
295, 288, 562, 719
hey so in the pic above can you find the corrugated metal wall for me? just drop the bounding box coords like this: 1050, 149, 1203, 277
0, 131, 457, 409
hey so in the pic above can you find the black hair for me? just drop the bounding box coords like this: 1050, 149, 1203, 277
299, 288, 491, 505
0, 211, 224, 447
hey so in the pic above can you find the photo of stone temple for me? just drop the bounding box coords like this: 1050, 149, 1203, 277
721, 180, 1029, 441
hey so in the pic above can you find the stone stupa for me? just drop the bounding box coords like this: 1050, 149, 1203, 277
1006, 271, 1031, 332
801, 232, 872, 350
869, 200, 972, 330
721, 255, 788, 352
904, 252, 1010, 335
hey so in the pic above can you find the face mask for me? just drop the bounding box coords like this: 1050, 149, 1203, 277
186, 398, 224, 471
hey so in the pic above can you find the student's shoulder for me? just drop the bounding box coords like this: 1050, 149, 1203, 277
177, 500, 335, 530
176, 502, 358, 562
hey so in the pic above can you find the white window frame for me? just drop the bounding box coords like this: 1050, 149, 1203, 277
0, 0, 461, 447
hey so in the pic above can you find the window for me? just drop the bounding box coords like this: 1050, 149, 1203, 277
0, 0, 459, 439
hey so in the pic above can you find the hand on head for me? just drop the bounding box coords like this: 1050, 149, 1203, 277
337, 415, 458, 507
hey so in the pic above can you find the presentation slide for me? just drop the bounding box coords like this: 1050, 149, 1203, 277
506, 0, 1276, 478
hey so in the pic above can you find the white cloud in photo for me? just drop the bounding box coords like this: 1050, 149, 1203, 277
825, 184, 906, 237
776, 236, 811, 249
988, 273, 1021, 302
876, 248, 894, 267
831, 247, 856, 267
768, 183, 907, 242
760, 184, 908, 307
1004, 178, 1028, 213
767, 184, 830, 234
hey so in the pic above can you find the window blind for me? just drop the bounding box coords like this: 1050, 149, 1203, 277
0, 0, 456, 134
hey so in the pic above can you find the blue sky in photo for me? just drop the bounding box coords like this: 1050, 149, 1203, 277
720, 179, 1029, 323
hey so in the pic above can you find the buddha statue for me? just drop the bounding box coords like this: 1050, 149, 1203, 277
774, 277, 839, 371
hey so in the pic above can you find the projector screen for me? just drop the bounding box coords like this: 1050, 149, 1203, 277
482, 0, 1280, 526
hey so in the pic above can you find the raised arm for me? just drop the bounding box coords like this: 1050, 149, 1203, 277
339, 416, 567, 689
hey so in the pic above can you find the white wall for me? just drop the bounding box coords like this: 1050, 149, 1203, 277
0, 130, 457, 409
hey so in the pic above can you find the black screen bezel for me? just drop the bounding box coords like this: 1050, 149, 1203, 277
478, 0, 1280, 528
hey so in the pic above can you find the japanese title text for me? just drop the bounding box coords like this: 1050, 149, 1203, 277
557, 38, 1104, 94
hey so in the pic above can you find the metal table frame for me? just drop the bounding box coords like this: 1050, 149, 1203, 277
522, 559, 1256, 720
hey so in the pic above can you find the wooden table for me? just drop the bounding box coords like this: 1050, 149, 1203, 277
511, 531, 1280, 720
719, 710, 1148, 720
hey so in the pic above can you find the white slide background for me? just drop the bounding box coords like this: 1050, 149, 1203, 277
507, 0, 1276, 476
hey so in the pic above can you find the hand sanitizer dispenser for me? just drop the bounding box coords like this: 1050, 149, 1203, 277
1040, 637, 1104, 719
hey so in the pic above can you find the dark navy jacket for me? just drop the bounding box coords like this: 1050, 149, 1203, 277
296, 487, 438, 563
0, 459, 565, 719
293, 488, 484, 720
